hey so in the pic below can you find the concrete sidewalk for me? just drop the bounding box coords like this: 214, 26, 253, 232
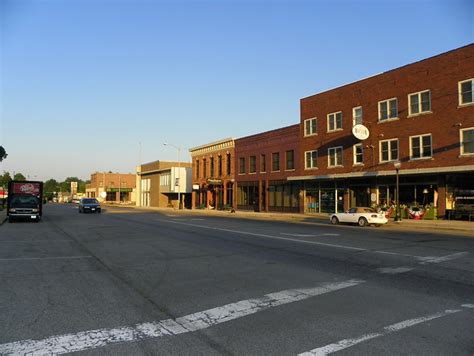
106, 204, 474, 237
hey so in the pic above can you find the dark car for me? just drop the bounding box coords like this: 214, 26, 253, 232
78, 198, 101, 213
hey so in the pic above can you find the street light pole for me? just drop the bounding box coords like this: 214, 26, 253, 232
394, 161, 401, 222
164, 143, 181, 209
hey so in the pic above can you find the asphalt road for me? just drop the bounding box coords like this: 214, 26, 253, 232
0, 204, 473, 355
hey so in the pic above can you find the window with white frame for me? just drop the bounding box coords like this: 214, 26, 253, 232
353, 143, 364, 165
304, 118, 317, 136
328, 146, 343, 167
409, 90, 431, 115
410, 134, 432, 159
353, 106, 363, 125
459, 79, 474, 106
378, 98, 398, 121
327, 112, 343, 132
460, 127, 474, 155
305, 150, 318, 169
379, 139, 399, 162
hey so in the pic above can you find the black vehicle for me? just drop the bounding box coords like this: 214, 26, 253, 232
78, 198, 101, 213
7, 180, 43, 222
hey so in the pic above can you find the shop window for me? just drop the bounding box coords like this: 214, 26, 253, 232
459, 79, 474, 106
272, 152, 280, 171
249, 156, 256, 173
460, 127, 474, 155
353, 143, 364, 165
379, 138, 399, 162
327, 111, 343, 132
260, 154, 266, 173
304, 118, 317, 136
378, 98, 398, 121
328, 146, 343, 167
286, 150, 295, 170
410, 134, 432, 159
305, 150, 318, 169
353, 106, 363, 126
239, 157, 245, 174
409, 90, 431, 115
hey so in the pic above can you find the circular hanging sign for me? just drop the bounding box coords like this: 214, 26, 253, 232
352, 124, 370, 140
100, 191, 107, 198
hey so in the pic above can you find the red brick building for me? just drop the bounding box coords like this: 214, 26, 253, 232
291, 44, 474, 217
235, 124, 301, 212
86, 172, 136, 202
189, 138, 235, 209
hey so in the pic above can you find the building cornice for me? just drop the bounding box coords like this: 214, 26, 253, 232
189, 138, 235, 156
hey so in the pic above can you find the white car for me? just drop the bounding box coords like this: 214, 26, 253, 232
329, 207, 388, 227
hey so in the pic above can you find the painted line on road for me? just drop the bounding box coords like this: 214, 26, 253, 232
280, 233, 341, 238
418, 251, 469, 264
376, 266, 414, 275
0, 279, 364, 355
0, 255, 93, 262
156, 218, 367, 251
298, 308, 462, 355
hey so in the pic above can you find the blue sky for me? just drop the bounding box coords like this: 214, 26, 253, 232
0, 0, 472, 181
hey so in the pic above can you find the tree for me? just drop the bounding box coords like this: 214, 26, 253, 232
0, 146, 7, 162
0, 171, 12, 187
13, 173, 26, 181
43, 179, 60, 199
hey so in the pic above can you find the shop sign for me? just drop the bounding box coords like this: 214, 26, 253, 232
207, 178, 222, 185
192, 184, 200, 190
352, 124, 370, 140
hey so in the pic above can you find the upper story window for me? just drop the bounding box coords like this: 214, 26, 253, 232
304, 118, 318, 136
260, 154, 266, 173
327, 111, 343, 132
378, 98, 398, 121
272, 152, 280, 171
218, 155, 223, 177
238, 157, 245, 174
305, 150, 318, 169
286, 150, 295, 170
353, 106, 363, 126
196, 159, 200, 179
410, 134, 432, 159
353, 143, 364, 165
249, 156, 256, 174
460, 127, 474, 155
203, 158, 207, 177
379, 138, 399, 162
226, 153, 232, 175
409, 90, 431, 115
328, 146, 343, 167
459, 79, 474, 106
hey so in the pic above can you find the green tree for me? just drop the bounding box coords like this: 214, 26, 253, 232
43, 179, 60, 199
13, 173, 26, 181
0, 171, 12, 187
0, 146, 7, 162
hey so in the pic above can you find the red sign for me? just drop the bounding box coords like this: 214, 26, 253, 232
0, 187, 6, 198
12, 182, 41, 195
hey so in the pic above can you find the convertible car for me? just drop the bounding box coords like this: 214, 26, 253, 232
329, 207, 388, 227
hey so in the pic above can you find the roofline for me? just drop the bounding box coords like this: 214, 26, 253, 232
189, 137, 235, 152
300, 43, 474, 101
236, 123, 300, 142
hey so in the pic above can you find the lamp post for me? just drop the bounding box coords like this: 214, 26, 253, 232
164, 143, 181, 209
394, 161, 401, 222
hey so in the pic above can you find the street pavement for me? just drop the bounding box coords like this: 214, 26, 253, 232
0, 203, 473, 355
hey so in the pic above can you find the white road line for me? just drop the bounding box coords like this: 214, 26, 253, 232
376, 266, 414, 274
0, 279, 364, 355
419, 251, 469, 264
0, 256, 92, 262
156, 219, 367, 251
281, 233, 319, 237
298, 308, 462, 356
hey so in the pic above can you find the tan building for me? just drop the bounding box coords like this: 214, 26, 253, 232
85, 172, 136, 203
189, 138, 235, 209
136, 160, 192, 209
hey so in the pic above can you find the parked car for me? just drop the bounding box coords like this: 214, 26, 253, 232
329, 207, 388, 227
78, 198, 101, 213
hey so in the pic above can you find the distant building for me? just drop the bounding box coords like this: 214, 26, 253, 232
189, 138, 235, 209
85, 172, 136, 203
136, 161, 192, 209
